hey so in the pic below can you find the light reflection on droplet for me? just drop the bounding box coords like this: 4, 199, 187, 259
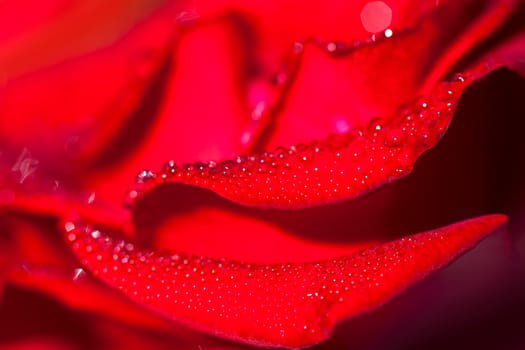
136, 169, 155, 183
73, 267, 86, 282
360, 1, 393, 33
64, 222, 76, 233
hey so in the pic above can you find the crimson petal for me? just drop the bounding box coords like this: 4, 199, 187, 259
0, 1, 180, 172
64, 214, 505, 348
129, 68, 471, 208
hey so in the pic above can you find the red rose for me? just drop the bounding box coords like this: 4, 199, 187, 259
1, 0, 524, 349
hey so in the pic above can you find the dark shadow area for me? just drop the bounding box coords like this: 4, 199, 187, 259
0, 285, 97, 349
315, 228, 525, 350
452, 5, 525, 77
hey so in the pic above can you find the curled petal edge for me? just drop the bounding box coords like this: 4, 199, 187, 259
127, 64, 488, 209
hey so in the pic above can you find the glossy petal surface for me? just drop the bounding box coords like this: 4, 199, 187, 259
65, 215, 505, 348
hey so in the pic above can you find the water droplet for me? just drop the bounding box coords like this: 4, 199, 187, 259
417, 98, 430, 109
383, 129, 405, 147
418, 127, 434, 146
273, 146, 289, 161
219, 160, 236, 177
136, 169, 155, 184
162, 160, 177, 174
366, 118, 383, 134
72, 267, 86, 282
181, 163, 196, 179
452, 73, 466, 83
64, 222, 76, 233
193, 162, 209, 177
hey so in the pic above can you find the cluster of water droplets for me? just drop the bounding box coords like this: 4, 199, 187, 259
126, 71, 468, 209
62, 221, 416, 345
62, 213, 495, 348
315, 29, 396, 58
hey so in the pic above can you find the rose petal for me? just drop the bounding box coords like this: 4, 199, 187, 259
0, 0, 165, 79
0, 283, 238, 350
64, 214, 506, 348
0, 216, 206, 341
133, 184, 375, 262
259, 0, 518, 148
129, 67, 471, 208
0, 1, 179, 172
85, 18, 253, 207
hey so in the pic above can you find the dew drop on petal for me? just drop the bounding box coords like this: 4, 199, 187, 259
64, 222, 76, 233
383, 129, 405, 147
136, 169, 155, 184
72, 267, 86, 282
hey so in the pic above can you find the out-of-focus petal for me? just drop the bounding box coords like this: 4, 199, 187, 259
0, 1, 178, 173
